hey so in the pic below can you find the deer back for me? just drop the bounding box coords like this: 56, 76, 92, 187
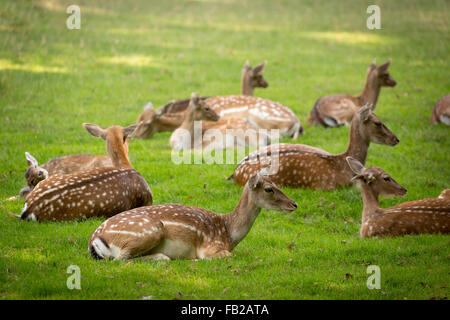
21, 167, 152, 221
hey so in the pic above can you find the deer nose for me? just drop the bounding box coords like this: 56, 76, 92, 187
393, 137, 400, 145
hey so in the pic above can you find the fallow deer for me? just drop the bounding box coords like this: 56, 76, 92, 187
88, 173, 297, 260
135, 61, 302, 139
170, 93, 220, 151
18, 123, 152, 222
308, 59, 397, 127
133, 61, 268, 139
430, 94, 450, 125
18, 151, 112, 198
230, 105, 399, 190
346, 157, 449, 237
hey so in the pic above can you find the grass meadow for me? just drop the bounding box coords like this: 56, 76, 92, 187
0, 0, 449, 299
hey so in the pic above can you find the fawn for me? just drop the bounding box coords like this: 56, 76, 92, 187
308, 59, 397, 127
18, 151, 112, 199
430, 94, 450, 125
230, 105, 399, 190
88, 173, 297, 260
133, 61, 268, 139
346, 157, 449, 237
19, 124, 152, 221
169, 93, 220, 151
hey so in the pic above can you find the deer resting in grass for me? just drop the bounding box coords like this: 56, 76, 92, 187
18, 151, 113, 199
170, 94, 271, 151
88, 173, 297, 260
134, 61, 268, 139
19, 123, 152, 222
346, 157, 449, 237
230, 105, 399, 190
430, 94, 450, 125
135, 60, 303, 139
308, 59, 397, 127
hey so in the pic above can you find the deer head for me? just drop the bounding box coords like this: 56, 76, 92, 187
357, 105, 400, 146
187, 93, 220, 122
247, 173, 297, 212
367, 59, 397, 87
20, 152, 49, 197
83, 123, 136, 169
347, 157, 407, 197
241, 61, 268, 96
134, 102, 157, 138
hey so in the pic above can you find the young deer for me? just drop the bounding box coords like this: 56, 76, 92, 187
241, 60, 269, 96
18, 151, 113, 199
231, 105, 399, 190
430, 94, 450, 125
346, 157, 449, 237
134, 61, 302, 139
133, 102, 192, 139
308, 59, 397, 127
19, 124, 152, 222
133, 61, 268, 139
170, 93, 220, 151
88, 173, 297, 260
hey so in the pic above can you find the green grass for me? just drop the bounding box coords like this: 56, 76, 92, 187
0, 0, 449, 300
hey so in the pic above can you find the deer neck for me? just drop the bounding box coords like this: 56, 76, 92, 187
180, 107, 196, 132
359, 182, 382, 221
107, 138, 133, 169
359, 74, 381, 108
241, 72, 254, 96
342, 120, 370, 166
224, 187, 261, 249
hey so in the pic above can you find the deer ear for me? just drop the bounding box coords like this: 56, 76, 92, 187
248, 174, 261, 190
243, 60, 251, 70
83, 123, 107, 140
378, 59, 391, 73
25, 152, 38, 168
346, 157, 365, 175
252, 61, 266, 74
122, 124, 138, 139
143, 102, 153, 111
359, 104, 372, 122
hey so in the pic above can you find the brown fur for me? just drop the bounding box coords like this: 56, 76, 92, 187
134, 61, 268, 139
88, 174, 297, 260
232, 106, 399, 190
19, 153, 112, 198
308, 59, 397, 127
347, 157, 449, 237
20, 124, 152, 222
430, 94, 450, 125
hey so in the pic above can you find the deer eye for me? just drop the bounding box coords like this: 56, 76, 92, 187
383, 177, 390, 181
375, 122, 382, 126
264, 187, 274, 193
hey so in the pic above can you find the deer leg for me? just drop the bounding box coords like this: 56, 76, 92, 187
138, 253, 171, 261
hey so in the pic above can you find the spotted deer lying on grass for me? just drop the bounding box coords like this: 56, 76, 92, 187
346, 157, 449, 237
170, 94, 272, 150
170, 93, 220, 151
230, 105, 399, 190
134, 61, 268, 139
308, 59, 397, 127
430, 94, 450, 125
135, 61, 303, 139
17, 151, 113, 199
88, 172, 297, 260
18, 123, 152, 222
